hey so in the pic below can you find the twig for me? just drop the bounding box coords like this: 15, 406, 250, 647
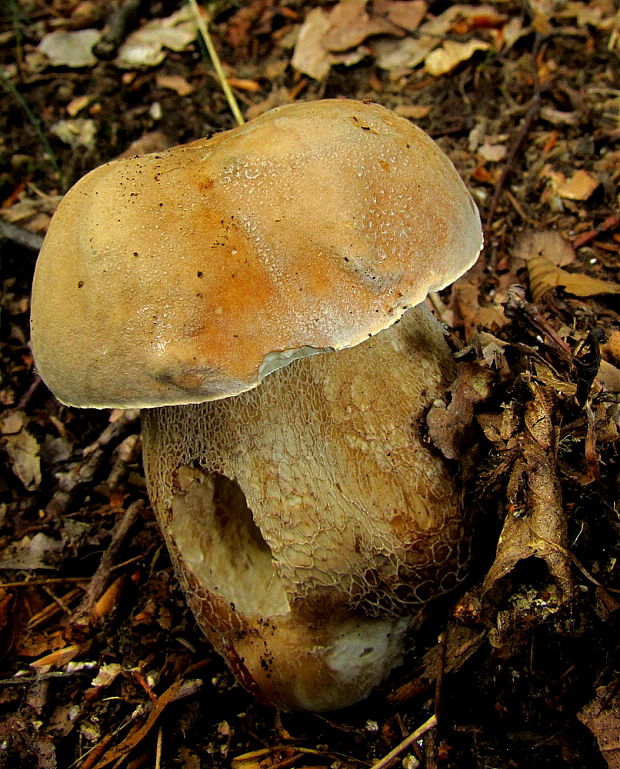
0, 577, 90, 588
368, 713, 438, 769
18, 373, 42, 409
68, 500, 143, 635
155, 727, 163, 769
484, 35, 544, 237
0, 219, 44, 252
0, 69, 66, 190
187, 0, 245, 126
93, 0, 145, 59
45, 409, 140, 518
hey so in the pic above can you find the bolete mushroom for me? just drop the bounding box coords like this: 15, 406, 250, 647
31, 99, 482, 711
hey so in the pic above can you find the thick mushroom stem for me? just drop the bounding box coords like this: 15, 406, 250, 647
141, 305, 469, 711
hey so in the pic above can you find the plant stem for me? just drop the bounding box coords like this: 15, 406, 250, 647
187, 0, 245, 126
0, 70, 67, 190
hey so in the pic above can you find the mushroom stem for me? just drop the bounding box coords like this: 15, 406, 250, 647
141, 305, 468, 711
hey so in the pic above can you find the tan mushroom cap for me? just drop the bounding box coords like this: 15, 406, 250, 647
31, 99, 482, 408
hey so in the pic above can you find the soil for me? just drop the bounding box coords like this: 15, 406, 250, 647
0, 1, 618, 768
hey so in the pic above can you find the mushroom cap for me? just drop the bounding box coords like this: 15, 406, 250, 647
31, 99, 482, 408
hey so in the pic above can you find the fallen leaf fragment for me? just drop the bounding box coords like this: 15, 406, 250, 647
374, 0, 428, 32
291, 7, 332, 79
51, 119, 97, 149
38, 29, 101, 68
425, 38, 491, 76
394, 104, 431, 119
478, 141, 506, 162
67, 95, 93, 117
482, 383, 573, 600
155, 73, 194, 95
513, 228, 576, 268
89, 663, 123, 689
115, 7, 197, 69
31, 644, 83, 670
527, 255, 620, 304
578, 684, 620, 769
292, 0, 402, 79
323, 0, 400, 51
556, 169, 600, 201
427, 362, 494, 461
1, 411, 41, 491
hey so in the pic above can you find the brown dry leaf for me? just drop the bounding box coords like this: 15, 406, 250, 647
90, 575, 125, 622
373, 0, 428, 32
31, 644, 83, 670
0, 195, 63, 230
118, 131, 171, 158
557, 1, 612, 29
115, 7, 198, 69
513, 229, 576, 269
482, 383, 573, 600
557, 169, 600, 201
425, 38, 491, 76
527, 255, 620, 304
602, 330, 620, 367
291, 7, 332, 79
597, 360, 620, 393
394, 104, 432, 119
323, 0, 400, 51
66, 95, 92, 116
375, 5, 498, 70
292, 0, 401, 79
578, 684, 620, 769
427, 362, 494, 461
1, 411, 41, 491
155, 73, 194, 95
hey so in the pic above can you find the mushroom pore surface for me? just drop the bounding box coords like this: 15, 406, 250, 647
141, 305, 469, 711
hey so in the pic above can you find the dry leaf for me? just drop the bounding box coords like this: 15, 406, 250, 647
118, 130, 171, 158
513, 229, 576, 269
578, 684, 620, 769
292, 0, 401, 79
291, 7, 332, 79
1, 411, 41, 490
482, 383, 573, 600
556, 169, 600, 201
323, 0, 400, 51
50, 119, 97, 149
88, 678, 197, 769
115, 7, 198, 69
394, 104, 431, 119
425, 38, 491, 76
374, 0, 428, 32
540, 106, 579, 125
427, 362, 494, 460
478, 141, 506, 162
38, 29, 100, 68
66, 95, 92, 116
31, 644, 83, 670
527, 255, 620, 304
155, 73, 194, 95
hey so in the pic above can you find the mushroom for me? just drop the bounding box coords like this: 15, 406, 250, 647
31, 99, 482, 711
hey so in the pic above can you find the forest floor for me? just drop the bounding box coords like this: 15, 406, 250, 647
0, 1, 619, 768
